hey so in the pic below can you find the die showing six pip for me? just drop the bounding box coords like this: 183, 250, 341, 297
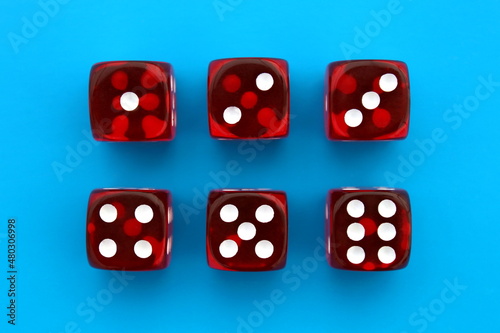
86, 58, 412, 272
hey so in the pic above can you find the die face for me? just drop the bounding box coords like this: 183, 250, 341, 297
326, 188, 411, 271
89, 61, 176, 141
325, 60, 410, 141
208, 58, 290, 139
86, 189, 172, 271
206, 190, 288, 271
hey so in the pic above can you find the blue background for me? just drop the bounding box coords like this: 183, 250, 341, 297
1, 0, 499, 332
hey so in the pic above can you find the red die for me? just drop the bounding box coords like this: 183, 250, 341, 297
326, 188, 411, 271
86, 189, 173, 271
206, 190, 288, 271
89, 61, 176, 141
325, 60, 410, 140
208, 58, 290, 139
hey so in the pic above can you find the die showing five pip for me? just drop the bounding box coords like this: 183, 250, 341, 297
206, 189, 288, 271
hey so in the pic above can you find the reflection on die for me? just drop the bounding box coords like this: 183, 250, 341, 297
326, 187, 411, 271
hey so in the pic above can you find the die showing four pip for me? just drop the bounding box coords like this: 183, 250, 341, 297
86, 189, 173, 271
86, 58, 413, 272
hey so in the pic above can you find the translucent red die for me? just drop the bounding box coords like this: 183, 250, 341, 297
325, 60, 410, 140
326, 188, 411, 271
208, 58, 290, 139
86, 189, 173, 271
206, 190, 288, 271
89, 61, 176, 141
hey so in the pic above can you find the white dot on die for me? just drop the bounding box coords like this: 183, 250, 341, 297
134, 240, 153, 258
99, 204, 117, 223
361, 91, 380, 110
256, 73, 274, 91
237, 222, 257, 240
220, 204, 238, 222
347, 223, 365, 241
378, 199, 397, 218
346, 199, 365, 218
378, 246, 396, 264
255, 240, 274, 259
120, 92, 139, 111
99, 239, 117, 258
255, 205, 274, 223
135, 204, 154, 223
378, 223, 397, 241
223, 106, 242, 124
344, 109, 363, 127
346, 246, 365, 264
219, 239, 238, 258
379, 73, 398, 92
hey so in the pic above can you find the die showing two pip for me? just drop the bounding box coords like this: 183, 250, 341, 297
207, 58, 290, 139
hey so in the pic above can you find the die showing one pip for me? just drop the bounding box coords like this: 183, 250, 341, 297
326, 188, 411, 271
325, 60, 410, 140
89, 61, 176, 141
206, 189, 288, 271
208, 58, 290, 139
86, 189, 173, 271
